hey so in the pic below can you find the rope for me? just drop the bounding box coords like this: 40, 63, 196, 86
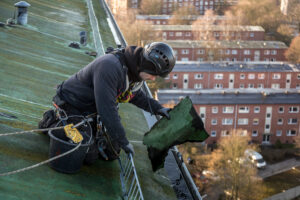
0, 142, 82, 176
0, 126, 65, 136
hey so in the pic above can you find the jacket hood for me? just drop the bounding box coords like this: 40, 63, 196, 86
124, 46, 143, 82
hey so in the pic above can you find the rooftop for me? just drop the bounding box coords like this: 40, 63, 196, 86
0, 0, 177, 199
148, 25, 265, 32
172, 62, 300, 72
136, 14, 228, 21
166, 40, 288, 49
157, 89, 300, 105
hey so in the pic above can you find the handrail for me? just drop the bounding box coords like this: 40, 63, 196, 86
101, 0, 203, 199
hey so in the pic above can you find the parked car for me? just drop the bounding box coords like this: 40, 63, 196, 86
244, 149, 266, 169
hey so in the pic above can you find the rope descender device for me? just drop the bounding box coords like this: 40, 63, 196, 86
64, 124, 83, 143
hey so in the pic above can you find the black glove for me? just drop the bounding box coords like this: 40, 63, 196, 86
157, 107, 171, 120
121, 143, 135, 157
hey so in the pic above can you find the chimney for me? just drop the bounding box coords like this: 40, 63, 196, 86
14, 1, 31, 25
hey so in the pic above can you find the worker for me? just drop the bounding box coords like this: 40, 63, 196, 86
39, 42, 176, 163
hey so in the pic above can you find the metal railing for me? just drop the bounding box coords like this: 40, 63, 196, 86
118, 153, 144, 200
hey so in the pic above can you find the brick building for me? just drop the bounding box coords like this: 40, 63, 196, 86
157, 89, 300, 145
136, 14, 228, 25
148, 25, 265, 41
167, 62, 300, 89
164, 40, 287, 62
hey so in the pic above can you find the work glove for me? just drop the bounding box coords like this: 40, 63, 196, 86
156, 107, 171, 120
122, 143, 135, 157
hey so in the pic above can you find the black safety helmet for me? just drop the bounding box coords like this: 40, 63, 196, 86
140, 42, 176, 77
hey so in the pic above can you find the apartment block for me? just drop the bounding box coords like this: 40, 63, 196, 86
148, 25, 265, 41
157, 89, 300, 145
167, 62, 300, 89
164, 40, 287, 62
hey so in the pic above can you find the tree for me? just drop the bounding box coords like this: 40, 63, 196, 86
139, 0, 162, 15
169, 5, 199, 25
146, 77, 171, 96
208, 130, 263, 200
285, 36, 300, 63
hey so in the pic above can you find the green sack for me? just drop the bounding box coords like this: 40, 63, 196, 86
143, 96, 209, 171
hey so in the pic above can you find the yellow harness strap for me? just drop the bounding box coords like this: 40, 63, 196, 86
64, 124, 83, 143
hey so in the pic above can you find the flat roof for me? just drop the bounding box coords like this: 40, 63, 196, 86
157, 89, 300, 105
166, 40, 288, 49
148, 25, 265, 32
171, 62, 300, 72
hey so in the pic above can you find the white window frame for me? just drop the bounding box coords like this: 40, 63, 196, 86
258, 84, 264, 88
289, 106, 299, 113
288, 118, 298, 124
232, 50, 238, 55
169, 32, 174, 36
276, 130, 282, 136
214, 73, 224, 80
197, 49, 205, 54
173, 74, 178, 79
272, 73, 281, 79
211, 130, 217, 137
222, 118, 233, 125
272, 83, 280, 89
254, 106, 260, 113
278, 107, 284, 113
253, 118, 259, 125
212, 107, 218, 113
277, 118, 283, 125
248, 74, 255, 79
287, 130, 296, 136
221, 130, 230, 137
182, 49, 189, 54
244, 50, 251, 55
250, 32, 254, 37
252, 130, 258, 137
238, 118, 248, 125
240, 74, 245, 79
258, 73, 265, 79
175, 32, 182, 37
271, 50, 277, 55
194, 74, 203, 79
240, 84, 245, 89
248, 84, 255, 88
264, 50, 270, 55
239, 106, 249, 113
214, 83, 223, 89
211, 119, 217, 125
194, 83, 203, 89
223, 106, 234, 113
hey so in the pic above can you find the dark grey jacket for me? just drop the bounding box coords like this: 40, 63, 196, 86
57, 54, 162, 147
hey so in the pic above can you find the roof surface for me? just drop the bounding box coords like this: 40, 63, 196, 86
166, 40, 288, 49
172, 62, 300, 72
149, 25, 265, 32
157, 89, 300, 105
0, 0, 176, 199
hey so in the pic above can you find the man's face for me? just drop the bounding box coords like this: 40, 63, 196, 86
139, 72, 157, 81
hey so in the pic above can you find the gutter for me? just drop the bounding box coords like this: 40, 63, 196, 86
101, 0, 203, 199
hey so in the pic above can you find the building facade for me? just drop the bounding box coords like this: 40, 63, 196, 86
164, 40, 287, 62
167, 63, 300, 89
157, 90, 300, 145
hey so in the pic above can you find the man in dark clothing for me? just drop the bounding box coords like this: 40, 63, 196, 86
40, 42, 176, 160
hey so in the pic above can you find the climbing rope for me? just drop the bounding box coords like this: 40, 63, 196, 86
0, 124, 84, 176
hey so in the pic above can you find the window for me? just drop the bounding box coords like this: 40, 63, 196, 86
194, 74, 203, 79
278, 107, 284, 113
258, 73, 265, 79
238, 118, 248, 125
175, 32, 182, 37
241, 130, 248, 136
212, 107, 218, 113
244, 50, 251, 55
165, 74, 170, 80
252, 130, 258, 137
250, 32, 254, 37
272, 84, 280, 89
240, 74, 245, 79
287, 130, 296, 136
200, 113, 205, 118
173, 83, 177, 89
194, 83, 203, 89
222, 118, 233, 125
214, 73, 223, 79
226, 49, 231, 55
221, 130, 230, 136
271, 50, 277, 55
248, 74, 255, 79
169, 32, 174, 36
272, 74, 281, 79
223, 106, 234, 113
239, 106, 249, 113
264, 50, 270, 55
265, 124, 270, 129
248, 84, 254, 88
181, 57, 189, 61
276, 130, 282, 136
288, 118, 298, 124
240, 84, 245, 89
182, 49, 189, 54
214, 32, 220, 37
197, 49, 205, 54
185, 32, 191, 37
298, 74, 300, 79
214, 83, 223, 89
211, 119, 217, 125
253, 118, 259, 125
266, 113, 271, 118
277, 118, 283, 125
173, 74, 178, 79
232, 50, 238, 55
211, 131, 216, 137
297, 84, 300, 89
258, 84, 264, 88
254, 106, 260, 113
289, 106, 299, 113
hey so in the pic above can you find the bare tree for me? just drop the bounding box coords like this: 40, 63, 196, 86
169, 5, 199, 25
285, 36, 300, 63
208, 130, 263, 200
